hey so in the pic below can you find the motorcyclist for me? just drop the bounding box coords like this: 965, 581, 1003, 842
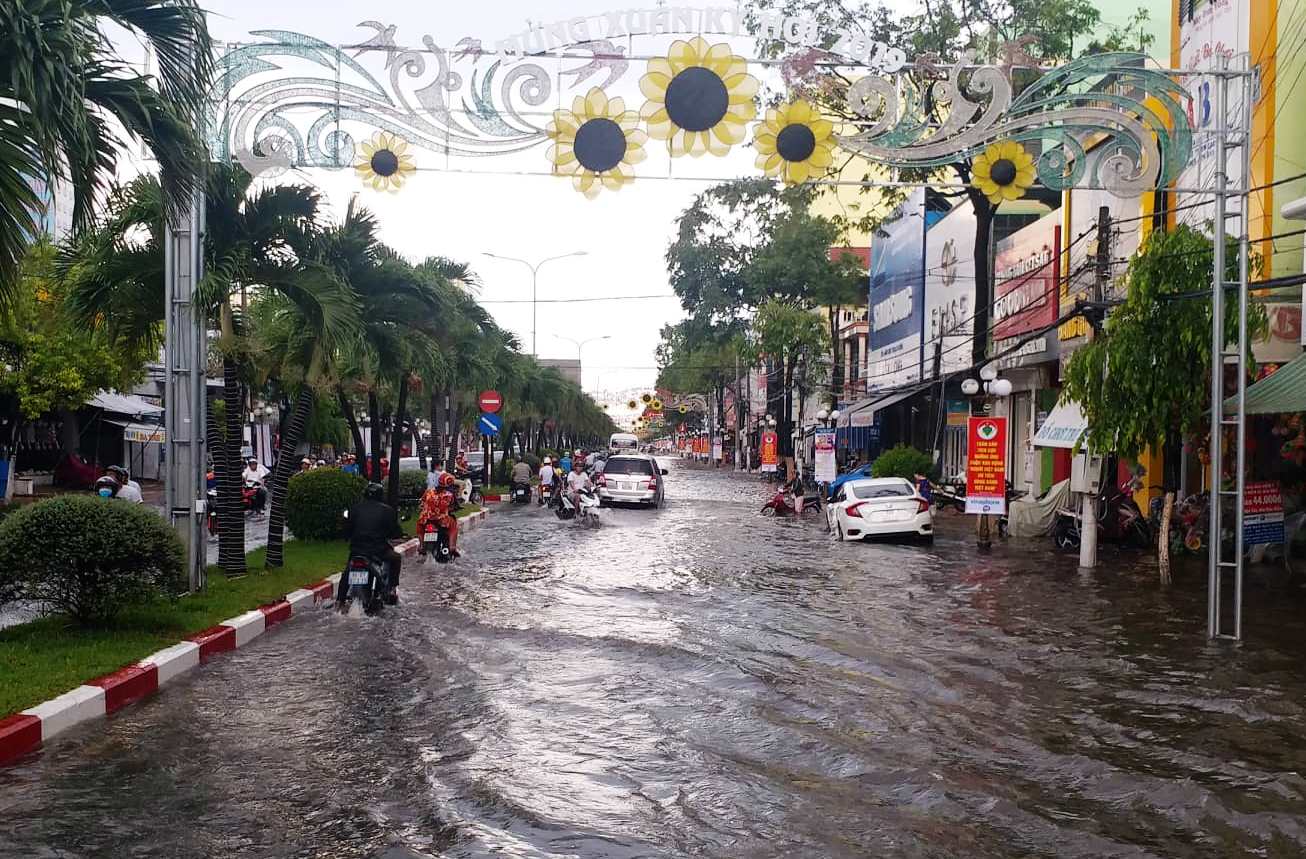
436, 472, 461, 556
107, 466, 143, 503
566, 463, 592, 508
511, 458, 533, 490
95, 475, 121, 499
537, 456, 555, 504
241, 458, 268, 515
416, 483, 455, 558
339, 482, 405, 605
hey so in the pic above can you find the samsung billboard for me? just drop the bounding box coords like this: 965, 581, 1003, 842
867, 189, 927, 393
923, 201, 976, 377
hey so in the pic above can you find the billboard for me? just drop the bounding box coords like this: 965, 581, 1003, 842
923, 201, 976, 377
992, 211, 1061, 370
867, 188, 926, 392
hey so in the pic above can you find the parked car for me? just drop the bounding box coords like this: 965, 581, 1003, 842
596, 454, 667, 508
827, 477, 934, 542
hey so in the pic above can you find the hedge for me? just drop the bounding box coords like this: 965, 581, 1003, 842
871, 445, 935, 481
286, 468, 366, 541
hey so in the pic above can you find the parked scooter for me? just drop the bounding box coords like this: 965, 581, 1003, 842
761, 488, 821, 518
1053, 480, 1151, 551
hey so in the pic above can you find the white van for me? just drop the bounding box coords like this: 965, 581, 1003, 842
609, 432, 639, 454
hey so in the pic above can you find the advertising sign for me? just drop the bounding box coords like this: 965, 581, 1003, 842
712, 440, 723, 461
867, 189, 926, 392
814, 429, 837, 483
965, 417, 1008, 515
1244, 481, 1285, 546
946, 400, 970, 428
923, 200, 976, 377
760, 430, 779, 472
992, 213, 1061, 370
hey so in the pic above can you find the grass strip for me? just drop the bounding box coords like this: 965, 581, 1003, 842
0, 539, 347, 718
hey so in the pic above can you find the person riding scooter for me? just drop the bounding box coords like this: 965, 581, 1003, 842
436, 471, 462, 557
537, 456, 555, 505
416, 479, 460, 560
338, 482, 404, 606
511, 458, 533, 497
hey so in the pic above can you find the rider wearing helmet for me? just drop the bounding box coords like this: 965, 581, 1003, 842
95, 475, 121, 499
436, 471, 461, 557
106, 466, 143, 503
340, 482, 404, 605
537, 456, 555, 504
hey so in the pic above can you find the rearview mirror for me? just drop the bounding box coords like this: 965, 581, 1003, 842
661, 468, 669, 475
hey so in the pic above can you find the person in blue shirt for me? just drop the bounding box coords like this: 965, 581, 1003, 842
341, 453, 360, 475
914, 470, 934, 504
559, 454, 573, 474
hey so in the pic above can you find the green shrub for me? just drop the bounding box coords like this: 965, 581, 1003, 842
872, 445, 935, 481
0, 496, 184, 626
286, 468, 366, 541
398, 469, 428, 500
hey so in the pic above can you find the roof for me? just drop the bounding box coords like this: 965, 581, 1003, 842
845, 477, 913, 486
88, 390, 163, 418
1229, 352, 1306, 414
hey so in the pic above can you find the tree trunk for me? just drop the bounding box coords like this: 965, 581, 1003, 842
970, 191, 997, 368
387, 374, 409, 507
217, 357, 246, 577
828, 306, 843, 401
264, 385, 314, 569
337, 387, 365, 460
447, 401, 465, 470
367, 391, 383, 482
1159, 491, 1175, 584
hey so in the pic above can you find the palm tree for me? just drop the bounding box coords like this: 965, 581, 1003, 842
65, 165, 321, 577
1, 0, 212, 298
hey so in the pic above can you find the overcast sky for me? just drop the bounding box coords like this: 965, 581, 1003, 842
197, 0, 788, 397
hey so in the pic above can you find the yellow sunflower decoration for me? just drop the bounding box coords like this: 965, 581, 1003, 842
753, 100, 837, 185
627, 399, 639, 410
651, 398, 664, 412
679, 405, 688, 415
971, 139, 1036, 204
639, 37, 758, 158
354, 131, 416, 192
641, 393, 653, 404
547, 87, 648, 198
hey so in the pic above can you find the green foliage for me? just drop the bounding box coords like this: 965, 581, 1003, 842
0, 496, 184, 626
745, 299, 831, 369
397, 468, 427, 500
1062, 225, 1267, 459
0, 242, 151, 419
305, 391, 349, 449
285, 468, 366, 541
872, 445, 935, 481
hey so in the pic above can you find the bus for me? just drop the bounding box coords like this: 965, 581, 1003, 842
609, 433, 639, 454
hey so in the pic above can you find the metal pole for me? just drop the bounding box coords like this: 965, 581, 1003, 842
164, 186, 207, 593
1207, 59, 1228, 640
1234, 68, 1254, 641
531, 263, 538, 357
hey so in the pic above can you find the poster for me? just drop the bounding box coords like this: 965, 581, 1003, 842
992, 212, 1061, 370
814, 429, 836, 483
712, 441, 723, 461
964, 417, 1008, 515
1244, 481, 1285, 546
760, 430, 779, 473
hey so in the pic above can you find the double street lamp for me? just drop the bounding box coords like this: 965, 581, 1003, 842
483, 251, 588, 357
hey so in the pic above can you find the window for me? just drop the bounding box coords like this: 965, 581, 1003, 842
604, 458, 654, 476
851, 482, 912, 499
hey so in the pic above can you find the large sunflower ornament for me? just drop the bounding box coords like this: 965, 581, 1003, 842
640, 37, 758, 158
547, 88, 648, 198
971, 140, 1036, 204
754, 100, 837, 185
355, 131, 416, 192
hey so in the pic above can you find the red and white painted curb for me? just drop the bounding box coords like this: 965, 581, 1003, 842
0, 507, 491, 767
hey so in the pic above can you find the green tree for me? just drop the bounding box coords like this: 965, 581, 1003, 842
742, 299, 830, 462
0, 0, 212, 297
0, 241, 152, 453
1061, 225, 1266, 578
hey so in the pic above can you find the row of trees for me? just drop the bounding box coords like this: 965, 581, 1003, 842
655, 180, 863, 458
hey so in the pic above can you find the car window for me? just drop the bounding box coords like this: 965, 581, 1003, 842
604, 458, 654, 476
851, 482, 913, 499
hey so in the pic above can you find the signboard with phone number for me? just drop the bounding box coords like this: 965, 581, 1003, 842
965, 417, 1008, 515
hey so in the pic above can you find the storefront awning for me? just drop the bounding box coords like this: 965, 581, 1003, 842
840, 387, 922, 428
108, 420, 166, 444
88, 390, 163, 418
1033, 399, 1088, 449
1228, 352, 1306, 414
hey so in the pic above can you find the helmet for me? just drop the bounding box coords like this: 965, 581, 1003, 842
543, 457, 552, 465
363, 482, 384, 501
95, 475, 121, 498
107, 465, 129, 482
439, 472, 456, 488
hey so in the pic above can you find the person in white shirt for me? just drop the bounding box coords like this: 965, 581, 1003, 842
107, 466, 143, 503
241, 458, 268, 514
566, 466, 591, 505
242, 458, 268, 484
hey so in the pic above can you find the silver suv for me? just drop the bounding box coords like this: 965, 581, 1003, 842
596, 455, 667, 509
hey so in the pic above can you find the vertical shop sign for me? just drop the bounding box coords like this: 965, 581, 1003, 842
1244, 481, 1285, 546
965, 417, 1008, 515
814, 429, 837, 483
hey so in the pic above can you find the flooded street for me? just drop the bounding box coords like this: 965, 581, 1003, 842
2, 459, 1306, 858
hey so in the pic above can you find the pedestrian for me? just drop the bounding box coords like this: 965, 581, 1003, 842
341, 454, 359, 475
914, 471, 933, 505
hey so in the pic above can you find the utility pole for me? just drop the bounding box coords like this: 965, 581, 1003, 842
1079, 205, 1112, 570
164, 187, 208, 593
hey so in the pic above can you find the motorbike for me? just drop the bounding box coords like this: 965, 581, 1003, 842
556, 487, 602, 527
511, 481, 532, 504
539, 482, 554, 507
1052, 480, 1151, 551
338, 553, 393, 615
761, 488, 821, 519
419, 519, 453, 564
454, 469, 484, 506
206, 480, 261, 536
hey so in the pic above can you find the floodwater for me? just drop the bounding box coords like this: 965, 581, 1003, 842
2, 460, 1306, 858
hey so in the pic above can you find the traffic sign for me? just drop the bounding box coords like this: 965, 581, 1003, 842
478, 390, 503, 413
478, 412, 503, 436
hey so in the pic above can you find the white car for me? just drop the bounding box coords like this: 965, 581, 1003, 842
828, 477, 934, 542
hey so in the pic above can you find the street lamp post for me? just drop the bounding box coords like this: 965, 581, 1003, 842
483, 251, 588, 357
552, 334, 611, 390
